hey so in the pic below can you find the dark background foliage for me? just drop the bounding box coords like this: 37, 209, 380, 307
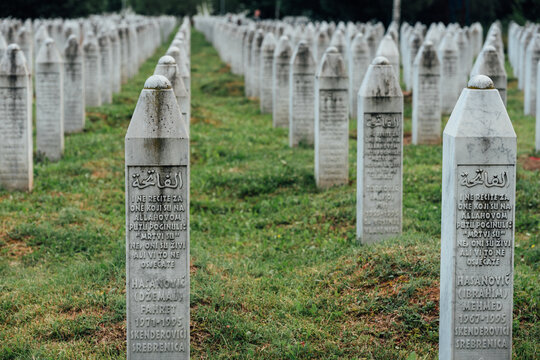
1, 0, 539, 26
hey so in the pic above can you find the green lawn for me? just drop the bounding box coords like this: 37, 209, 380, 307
0, 29, 538, 359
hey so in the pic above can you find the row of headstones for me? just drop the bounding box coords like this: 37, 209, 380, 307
125, 18, 192, 359
197, 14, 517, 359
195, 16, 507, 147
0, 14, 177, 192
508, 21, 540, 151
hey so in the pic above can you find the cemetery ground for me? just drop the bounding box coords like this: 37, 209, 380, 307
0, 29, 538, 360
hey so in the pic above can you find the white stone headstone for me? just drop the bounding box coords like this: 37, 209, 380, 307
440, 75, 516, 360
36, 38, 64, 161
470, 45, 507, 106
83, 32, 101, 107
98, 32, 113, 104
272, 36, 292, 128
63, 35, 85, 134
250, 30, 264, 99
438, 32, 460, 114
314, 47, 349, 189
375, 35, 400, 83
154, 55, 190, 134
0, 44, 33, 191
125, 75, 190, 359
260, 32, 276, 113
348, 33, 370, 119
524, 33, 540, 115
537, 60, 540, 152
289, 40, 316, 147
357, 56, 403, 243
412, 41, 441, 145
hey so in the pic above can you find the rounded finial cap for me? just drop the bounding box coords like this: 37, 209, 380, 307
158, 55, 176, 65
468, 75, 494, 89
372, 56, 390, 65
144, 75, 172, 89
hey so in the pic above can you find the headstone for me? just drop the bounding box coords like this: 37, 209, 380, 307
438, 32, 460, 114
0, 33, 7, 60
36, 38, 64, 161
314, 47, 349, 189
83, 32, 102, 107
537, 60, 540, 152
356, 56, 403, 243
17, 26, 33, 74
260, 32, 276, 113
154, 55, 190, 134
125, 75, 190, 359
524, 33, 540, 115
119, 25, 129, 84
470, 45, 507, 106
314, 27, 329, 63
375, 35, 400, 83
109, 28, 122, 94
244, 29, 255, 97
63, 34, 85, 133
518, 27, 533, 91
0, 44, 33, 191
439, 75, 516, 360
272, 36, 292, 128
250, 30, 264, 99
348, 33, 370, 119
412, 41, 441, 144
405, 31, 422, 91
455, 29, 471, 86
289, 40, 316, 147
98, 32, 113, 104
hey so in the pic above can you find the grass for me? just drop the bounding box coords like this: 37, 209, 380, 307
0, 28, 538, 359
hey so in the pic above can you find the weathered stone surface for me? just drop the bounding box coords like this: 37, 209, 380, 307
357, 56, 403, 243
260, 32, 276, 113
83, 32, 102, 107
17, 26, 33, 74
244, 29, 255, 97
348, 33, 370, 119
314, 27, 329, 63
375, 35, 400, 82
314, 47, 349, 189
272, 36, 292, 128
0, 44, 33, 191
412, 41, 441, 145
125, 75, 190, 360
154, 55, 190, 134
63, 34, 85, 133
250, 30, 264, 99
537, 60, 540, 152
289, 40, 316, 147
36, 38, 64, 161
470, 45, 507, 106
98, 32, 113, 104
440, 75, 516, 360
438, 32, 460, 114
524, 33, 540, 115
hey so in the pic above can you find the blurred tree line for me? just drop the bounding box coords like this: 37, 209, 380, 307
1, 0, 539, 27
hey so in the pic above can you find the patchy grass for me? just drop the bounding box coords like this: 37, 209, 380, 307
0, 29, 538, 359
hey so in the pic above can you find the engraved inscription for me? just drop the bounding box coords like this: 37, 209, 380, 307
454, 164, 514, 359
317, 89, 348, 185
362, 112, 402, 238
291, 74, 314, 145
127, 165, 189, 358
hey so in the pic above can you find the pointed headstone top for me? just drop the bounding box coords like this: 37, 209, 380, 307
36, 38, 62, 63
0, 44, 27, 75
